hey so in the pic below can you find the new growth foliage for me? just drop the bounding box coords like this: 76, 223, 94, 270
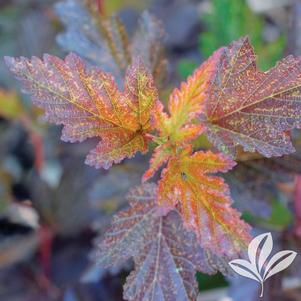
4, 1, 301, 299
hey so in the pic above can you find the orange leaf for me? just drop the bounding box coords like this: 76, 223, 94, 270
144, 50, 222, 181
142, 143, 173, 182
5, 54, 159, 169
205, 37, 301, 157
152, 48, 222, 144
157, 147, 251, 254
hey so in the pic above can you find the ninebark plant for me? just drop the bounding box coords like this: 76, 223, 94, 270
4, 2, 301, 300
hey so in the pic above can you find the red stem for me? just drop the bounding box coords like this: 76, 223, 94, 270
29, 131, 44, 172
38, 225, 54, 278
97, 0, 105, 16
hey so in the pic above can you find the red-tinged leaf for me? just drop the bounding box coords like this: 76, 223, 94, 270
151, 100, 169, 136
143, 123, 205, 182
152, 48, 222, 144
97, 183, 235, 301
167, 48, 222, 126
5, 54, 158, 169
142, 143, 172, 182
175, 124, 205, 143
142, 124, 205, 182
144, 51, 221, 181
157, 147, 252, 257
205, 37, 301, 157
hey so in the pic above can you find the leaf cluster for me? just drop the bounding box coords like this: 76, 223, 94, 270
4, 1, 301, 299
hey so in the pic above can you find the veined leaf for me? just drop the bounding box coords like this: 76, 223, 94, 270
131, 11, 167, 87
145, 49, 222, 181
55, 0, 130, 85
55, 0, 167, 87
142, 143, 172, 182
5, 54, 158, 169
205, 37, 301, 157
152, 48, 222, 143
157, 147, 251, 257
97, 184, 157, 269
97, 183, 234, 301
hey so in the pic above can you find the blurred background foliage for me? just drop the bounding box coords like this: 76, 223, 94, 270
178, 0, 286, 79
0, 0, 300, 301
200, 0, 286, 70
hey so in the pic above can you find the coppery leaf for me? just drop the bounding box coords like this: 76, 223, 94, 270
5, 54, 158, 169
205, 37, 301, 157
152, 48, 222, 144
142, 143, 172, 182
157, 147, 252, 257
144, 49, 222, 181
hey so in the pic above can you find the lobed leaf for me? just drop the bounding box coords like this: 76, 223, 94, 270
123, 212, 202, 300
55, 0, 167, 87
97, 183, 234, 301
152, 48, 222, 143
142, 143, 172, 182
5, 54, 158, 169
97, 184, 157, 269
157, 147, 252, 257
145, 49, 223, 180
55, 0, 129, 85
131, 11, 168, 87
205, 37, 301, 157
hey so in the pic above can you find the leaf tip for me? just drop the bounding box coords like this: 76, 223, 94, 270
141, 171, 151, 183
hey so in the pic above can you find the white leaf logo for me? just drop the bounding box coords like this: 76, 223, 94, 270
229, 232, 297, 297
